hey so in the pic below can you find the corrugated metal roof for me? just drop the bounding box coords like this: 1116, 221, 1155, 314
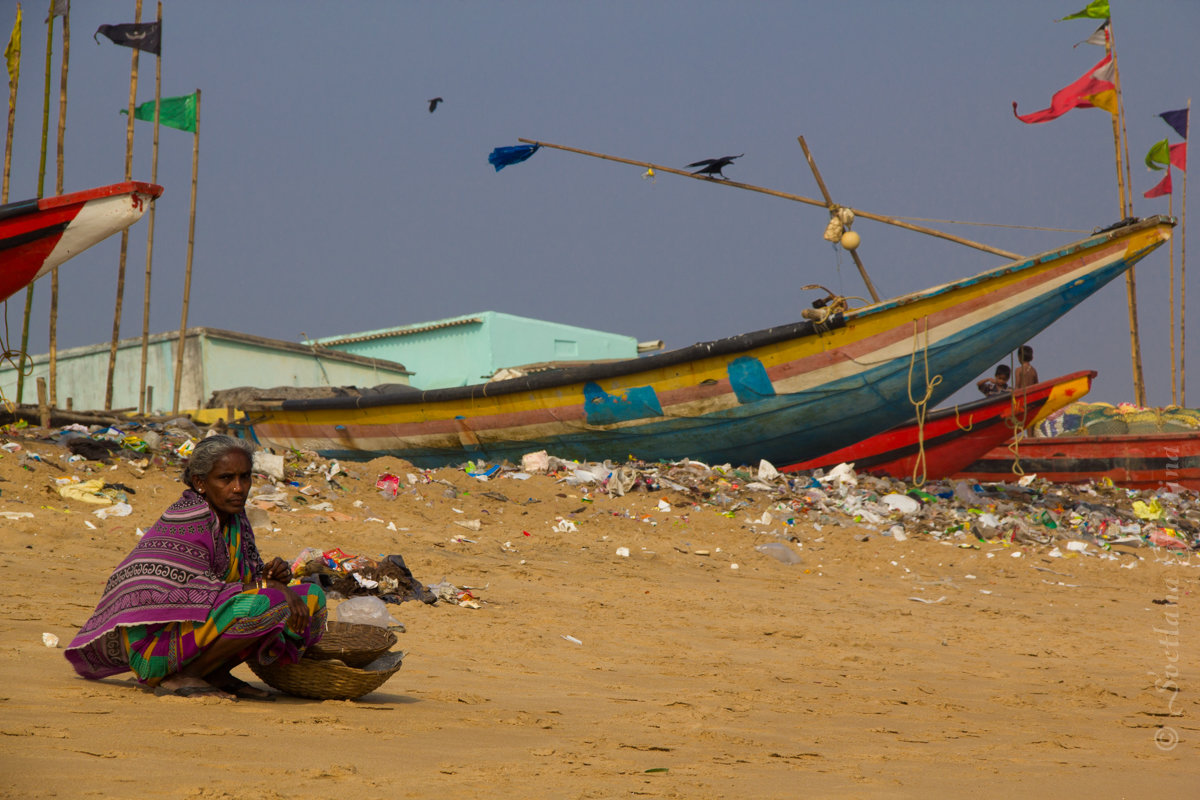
320, 317, 482, 346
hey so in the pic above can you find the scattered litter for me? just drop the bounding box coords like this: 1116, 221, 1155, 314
909, 596, 947, 604
93, 502, 133, 519
561, 635, 582, 645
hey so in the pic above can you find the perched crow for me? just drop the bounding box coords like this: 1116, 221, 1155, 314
427, 97, 444, 113
686, 153, 743, 179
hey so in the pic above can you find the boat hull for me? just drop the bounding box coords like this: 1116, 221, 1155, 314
249, 217, 1172, 467
779, 370, 1096, 480
955, 431, 1200, 491
0, 181, 163, 304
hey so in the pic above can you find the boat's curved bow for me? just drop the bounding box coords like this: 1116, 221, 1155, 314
0, 181, 163, 303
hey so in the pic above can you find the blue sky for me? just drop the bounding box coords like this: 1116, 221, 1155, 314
4, 0, 1198, 406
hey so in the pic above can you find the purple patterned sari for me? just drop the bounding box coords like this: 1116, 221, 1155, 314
66, 489, 325, 682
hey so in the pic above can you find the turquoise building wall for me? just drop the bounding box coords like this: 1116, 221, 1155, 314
315, 311, 639, 389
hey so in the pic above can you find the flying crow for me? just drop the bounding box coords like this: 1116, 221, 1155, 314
428, 97, 444, 113
686, 153, 743, 179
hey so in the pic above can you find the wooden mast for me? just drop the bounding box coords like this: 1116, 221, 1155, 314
1180, 100, 1191, 406
1106, 15, 1147, 406
103, 0, 142, 410
14, 0, 54, 404
48, 0, 68, 407
137, 1, 162, 414
797, 136, 880, 303
171, 88, 199, 415
517, 138, 1022, 262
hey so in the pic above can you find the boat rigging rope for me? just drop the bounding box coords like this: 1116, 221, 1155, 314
883, 215, 1089, 234
906, 318, 942, 488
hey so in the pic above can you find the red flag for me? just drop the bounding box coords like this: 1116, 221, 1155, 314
1145, 168, 1172, 199
1013, 55, 1115, 124
1170, 142, 1187, 172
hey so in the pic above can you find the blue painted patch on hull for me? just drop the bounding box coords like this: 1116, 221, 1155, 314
728, 356, 776, 403
583, 382, 664, 425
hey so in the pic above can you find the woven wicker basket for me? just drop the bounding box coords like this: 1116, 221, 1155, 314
248, 650, 405, 700
307, 621, 398, 668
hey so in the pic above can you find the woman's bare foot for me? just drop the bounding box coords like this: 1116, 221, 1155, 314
155, 674, 235, 699
206, 668, 276, 700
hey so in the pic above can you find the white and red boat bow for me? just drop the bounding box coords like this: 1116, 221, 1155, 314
0, 181, 164, 304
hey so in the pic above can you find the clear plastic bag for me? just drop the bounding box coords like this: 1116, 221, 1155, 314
335, 595, 395, 627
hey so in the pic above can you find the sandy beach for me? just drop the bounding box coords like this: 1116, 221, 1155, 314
1, 442, 1196, 799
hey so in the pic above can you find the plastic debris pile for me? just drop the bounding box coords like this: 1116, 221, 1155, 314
4, 414, 1198, 564
483, 451, 1200, 555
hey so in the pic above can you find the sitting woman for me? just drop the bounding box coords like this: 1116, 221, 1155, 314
65, 435, 326, 699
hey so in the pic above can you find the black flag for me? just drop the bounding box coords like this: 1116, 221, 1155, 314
94, 22, 161, 56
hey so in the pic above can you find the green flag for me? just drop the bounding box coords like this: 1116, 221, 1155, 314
120, 92, 196, 132
1145, 139, 1171, 171
1058, 1, 1110, 21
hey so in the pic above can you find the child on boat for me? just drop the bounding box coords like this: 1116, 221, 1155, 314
1014, 345, 1039, 389
976, 364, 1011, 396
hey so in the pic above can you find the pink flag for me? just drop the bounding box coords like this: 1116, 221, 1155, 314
1144, 168, 1172, 199
1013, 55, 1115, 124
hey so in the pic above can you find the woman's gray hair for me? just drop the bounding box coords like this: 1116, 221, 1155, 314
182, 435, 257, 486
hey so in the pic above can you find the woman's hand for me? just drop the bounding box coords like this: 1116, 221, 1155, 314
262, 556, 292, 584
279, 583, 310, 633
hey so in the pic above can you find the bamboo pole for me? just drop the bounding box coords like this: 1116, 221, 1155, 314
172, 88, 199, 415
0, 5, 15, 417
104, 0, 142, 411
1181, 100, 1190, 407
48, 0, 67, 407
14, 1, 53, 404
2, 4, 18, 207
796, 136, 880, 302
1106, 19, 1146, 407
1169, 189, 1177, 404
36, 376, 48, 427
137, 1, 161, 414
517, 138, 1023, 261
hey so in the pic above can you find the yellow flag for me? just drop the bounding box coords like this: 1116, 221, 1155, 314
4, 4, 19, 90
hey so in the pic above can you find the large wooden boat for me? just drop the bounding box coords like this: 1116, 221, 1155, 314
780, 370, 1096, 481
0, 182, 163, 304
247, 217, 1172, 467
955, 430, 1200, 491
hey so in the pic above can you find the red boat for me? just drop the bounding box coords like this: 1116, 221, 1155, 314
954, 430, 1200, 490
0, 181, 163, 304
780, 370, 1096, 481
